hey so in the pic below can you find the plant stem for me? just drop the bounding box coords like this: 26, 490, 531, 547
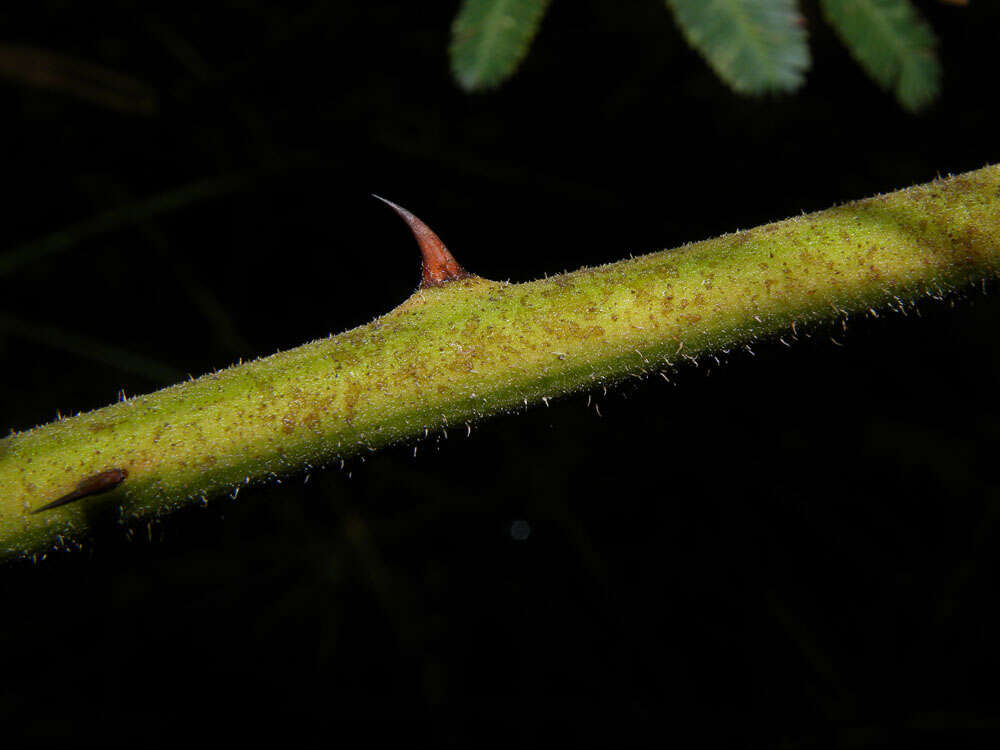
3, 166, 999, 560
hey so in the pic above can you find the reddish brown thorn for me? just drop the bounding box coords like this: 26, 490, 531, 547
373, 195, 473, 288
31, 468, 128, 514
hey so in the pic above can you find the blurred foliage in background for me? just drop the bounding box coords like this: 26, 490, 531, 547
0, 0, 998, 743
451, 0, 947, 110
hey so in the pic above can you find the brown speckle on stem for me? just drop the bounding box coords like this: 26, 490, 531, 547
373, 195, 474, 288
31, 468, 128, 514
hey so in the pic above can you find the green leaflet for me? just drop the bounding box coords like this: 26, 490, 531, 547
450, 0, 552, 91
821, 0, 941, 111
666, 0, 810, 94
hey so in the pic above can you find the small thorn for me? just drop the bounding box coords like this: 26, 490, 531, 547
31, 468, 128, 514
373, 195, 473, 288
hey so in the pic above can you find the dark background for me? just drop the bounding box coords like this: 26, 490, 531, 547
2, 0, 999, 744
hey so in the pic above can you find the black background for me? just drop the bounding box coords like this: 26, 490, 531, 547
2, 1, 999, 744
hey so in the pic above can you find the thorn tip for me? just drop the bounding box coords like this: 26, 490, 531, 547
374, 195, 472, 288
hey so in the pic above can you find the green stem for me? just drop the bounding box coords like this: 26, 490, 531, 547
3, 166, 999, 559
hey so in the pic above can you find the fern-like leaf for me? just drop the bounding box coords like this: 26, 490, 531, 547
450, 0, 552, 92
820, 0, 941, 111
665, 0, 810, 95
